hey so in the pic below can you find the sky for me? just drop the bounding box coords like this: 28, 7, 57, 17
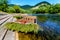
8, 0, 60, 6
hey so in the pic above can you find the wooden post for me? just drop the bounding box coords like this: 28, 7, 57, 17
15, 31, 19, 40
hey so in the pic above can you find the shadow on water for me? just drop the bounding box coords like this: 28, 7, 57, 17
18, 31, 47, 40
18, 14, 60, 40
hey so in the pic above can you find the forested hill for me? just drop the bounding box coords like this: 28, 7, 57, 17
20, 5, 33, 10
20, 1, 51, 10
0, 0, 60, 14
35, 1, 51, 6
31, 1, 60, 14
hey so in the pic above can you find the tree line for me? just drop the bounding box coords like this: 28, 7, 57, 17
0, 0, 60, 14
31, 3, 60, 14
0, 0, 29, 13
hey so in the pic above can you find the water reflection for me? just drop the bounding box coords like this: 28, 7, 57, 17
18, 32, 46, 40
37, 14, 60, 40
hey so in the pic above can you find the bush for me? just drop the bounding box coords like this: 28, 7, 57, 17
5, 22, 40, 33
14, 16, 23, 19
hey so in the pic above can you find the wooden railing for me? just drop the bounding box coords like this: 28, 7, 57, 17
0, 15, 15, 40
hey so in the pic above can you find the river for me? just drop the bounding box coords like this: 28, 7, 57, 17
30, 14, 60, 40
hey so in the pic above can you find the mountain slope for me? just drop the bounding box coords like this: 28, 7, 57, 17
21, 5, 33, 10
32, 1, 51, 9
35, 1, 51, 6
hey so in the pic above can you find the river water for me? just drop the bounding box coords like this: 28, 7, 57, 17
37, 14, 60, 40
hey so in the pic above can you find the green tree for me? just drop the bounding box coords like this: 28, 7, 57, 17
32, 4, 51, 14
0, 0, 8, 11
13, 5, 21, 13
48, 5, 54, 13
13, 5, 26, 13
54, 4, 60, 13
6, 7, 15, 13
39, 4, 50, 13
